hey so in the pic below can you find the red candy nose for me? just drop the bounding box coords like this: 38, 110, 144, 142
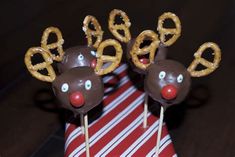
139, 58, 149, 64
69, 91, 85, 108
161, 85, 177, 100
90, 59, 97, 68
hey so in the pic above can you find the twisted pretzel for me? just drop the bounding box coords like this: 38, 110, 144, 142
108, 9, 131, 43
157, 12, 181, 46
187, 42, 221, 77
41, 27, 64, 62
24, 47, 56, 82
130, 30, 160, 70
95, 39, 123, 75
83, 15, 103, 48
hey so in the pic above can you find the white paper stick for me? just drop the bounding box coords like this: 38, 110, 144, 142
80, 114, 85, 134
84, 114, 90, 157
143, 94, 148, 128
155, 106, 164, 157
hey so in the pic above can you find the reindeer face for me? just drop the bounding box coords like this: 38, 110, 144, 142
52, 66, 103, 114
57, 46, 97, 73
145, 60, 191, 106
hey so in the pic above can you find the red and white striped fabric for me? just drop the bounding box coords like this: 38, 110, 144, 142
65, 64, 177, 157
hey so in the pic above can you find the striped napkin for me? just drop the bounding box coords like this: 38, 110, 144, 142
65, 64, 177, 157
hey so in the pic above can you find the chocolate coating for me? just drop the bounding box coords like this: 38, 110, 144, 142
57, 46, 97, 73
154, 43, 168, 62
52, 66, 103, 115
144, 60, 191, 107
126, 39, 135, 61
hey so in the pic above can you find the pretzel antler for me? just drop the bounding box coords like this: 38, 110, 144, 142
130, 30, 160, 70
157, 12, 181, 46
24, 47, 56, 82
95, 39, 123, 75
41, 27, 64, 62
83, 15, 104, 48
108, 9, 131, 43
187, 42, 221, 77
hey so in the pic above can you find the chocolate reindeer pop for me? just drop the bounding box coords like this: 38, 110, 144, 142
107, 10, 183, 155
130, 30, 221, 157
110, 11, 182, 126
58, 14, 120, 74
24, 27, 123, 157
127, 12, 181, 75
108, 10, 221, 156
57, 15, 104, 74
42, 21, 102, 146
129, 12, 182, 126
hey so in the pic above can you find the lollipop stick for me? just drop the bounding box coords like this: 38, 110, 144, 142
80, 114, 85, 134
84, 114, 90, 157
155, 106, 164, 157
143, 94, 148, 128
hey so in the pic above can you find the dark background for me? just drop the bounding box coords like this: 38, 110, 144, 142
0, 0, 234, 156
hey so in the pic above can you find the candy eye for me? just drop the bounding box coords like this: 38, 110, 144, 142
159, 71, 166, 79
90, 51, 96, 57
78, 54, 84, 61
177, 74, 184, 83
85, 80, 92, 90
61, 83, 69, 92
